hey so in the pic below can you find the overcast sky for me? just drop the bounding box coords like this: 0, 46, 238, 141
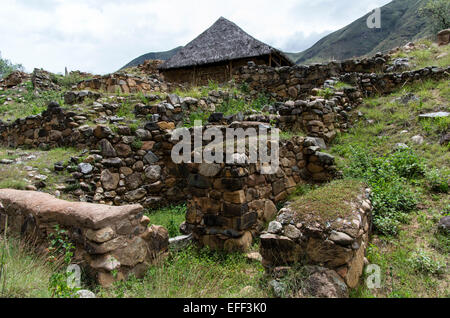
0, 0, 392, 74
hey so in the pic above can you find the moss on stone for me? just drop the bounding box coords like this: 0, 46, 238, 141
290, 179, 365, 224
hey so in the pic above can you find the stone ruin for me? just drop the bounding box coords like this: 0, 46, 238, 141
0, 189, 168, 287
0, 46, 449, 293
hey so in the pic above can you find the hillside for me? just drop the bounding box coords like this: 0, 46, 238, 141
295, 0, 434, 64
120, 46, 182, 70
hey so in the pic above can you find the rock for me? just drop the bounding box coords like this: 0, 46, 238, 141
329, 231, 354, 246
167, 94, 181, 105
112, 237, 147, 267
124, 188, 147, 201
0, 159, 14, 165
78, 163, 93, 175
437, 28, 450, 46
143, 151, 159, 164
125, 173, 143, 190
86, 227, 116, 243
169, 234, 193, 251
144, 165, 162, 182
0, 189, 143, 230
76, 290, 96, 298
246, 252, 263, 262
198, 163, 222, 177
90, 254, 120, 271
284, 225, 301, 240
438, 216, 450, 234
101, 170, 120, 191
411, 135, 424, 145
99, 139, 117, 158
302, 266, 348, 298
316, 152, 335, 165
419, 112, 450, 119
263, 200, 277, 222
94, 125, 113, 139
224, 231, 253, 252
268, 221, 283, 234
269, 280, 287, 298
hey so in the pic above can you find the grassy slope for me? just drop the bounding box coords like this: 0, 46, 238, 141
327, 77, 449, 297
295, 0, 433, 65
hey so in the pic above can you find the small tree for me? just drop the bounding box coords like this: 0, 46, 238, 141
419, 0, 450, 32
0, 51, 24, 79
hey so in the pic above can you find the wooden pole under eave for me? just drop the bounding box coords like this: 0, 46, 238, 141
229, 60, 233, 81
269, 53, 272, 67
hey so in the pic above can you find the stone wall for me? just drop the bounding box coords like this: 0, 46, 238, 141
341, 65, 450, 97
0, 102, 189, 208
233, 54, 389, 100
184, 127, 338, 252
260, 186, 373, 289
76, 73, 180, 94
0, 189, 168, 287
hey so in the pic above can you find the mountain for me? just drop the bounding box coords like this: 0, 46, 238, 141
295, 0, 434, 64
120, 46, 183, 70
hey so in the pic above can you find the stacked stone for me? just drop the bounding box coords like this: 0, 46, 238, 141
260, 188, 373, 289
233, 54, 389, 100
68, 123, 187, 208
185, 132, 337, 252
76, 73, 179, 94
0, 189, 169, 287
31, 68, 61, 91
344, 65, 450, 97
0, 102, 85, 149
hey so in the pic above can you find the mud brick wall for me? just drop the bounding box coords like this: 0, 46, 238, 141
185, 135, 338, 252
0, 189, 169, 287
260, 187, 373, 288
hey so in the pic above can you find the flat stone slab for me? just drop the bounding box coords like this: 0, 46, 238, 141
0, 189, 143, 230
419, 112, 450, 119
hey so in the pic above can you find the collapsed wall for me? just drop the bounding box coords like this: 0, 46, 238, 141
260, 182, 373, 289
0, 189, 168, 287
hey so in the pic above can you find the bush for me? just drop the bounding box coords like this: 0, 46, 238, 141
344, 146, 419, 236
407, 250, 445, 275
389, 149, 425, 179
425, 168, 449, 193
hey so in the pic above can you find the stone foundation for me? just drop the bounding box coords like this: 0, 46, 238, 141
0, 189, 168, 287
260, 185, 372, 288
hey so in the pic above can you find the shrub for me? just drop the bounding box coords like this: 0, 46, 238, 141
388, 149, 425, 179
425, 168, 449, 193
407, 250, 445, 275
343, 146, 418, 236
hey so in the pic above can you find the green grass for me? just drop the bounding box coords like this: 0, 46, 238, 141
145, 204, 187, 238
0, 147, 80, 193
0, 235, 52, 298
330, 77, 449, 298
290, 179, 366, 224
96, 244, 269, 298
0, 82, 65, 121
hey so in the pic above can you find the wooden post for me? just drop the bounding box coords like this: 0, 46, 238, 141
229, 60, 233, 81
269, 54, 272, 67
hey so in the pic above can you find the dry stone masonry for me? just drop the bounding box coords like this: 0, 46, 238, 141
260, 185, 373, 289
0, 189, 168, 287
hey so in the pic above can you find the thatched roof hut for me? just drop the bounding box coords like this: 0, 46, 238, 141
159, 17, 293, 85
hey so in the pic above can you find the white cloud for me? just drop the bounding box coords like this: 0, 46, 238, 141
0, 0, 392, 74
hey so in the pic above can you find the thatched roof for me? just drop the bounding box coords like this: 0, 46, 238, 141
159, 17, 293, 70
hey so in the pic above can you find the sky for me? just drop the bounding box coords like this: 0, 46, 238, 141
0, 0, 392, 75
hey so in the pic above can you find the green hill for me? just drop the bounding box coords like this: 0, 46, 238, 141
295, 0, 434, 64
120, 46, 182, 70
